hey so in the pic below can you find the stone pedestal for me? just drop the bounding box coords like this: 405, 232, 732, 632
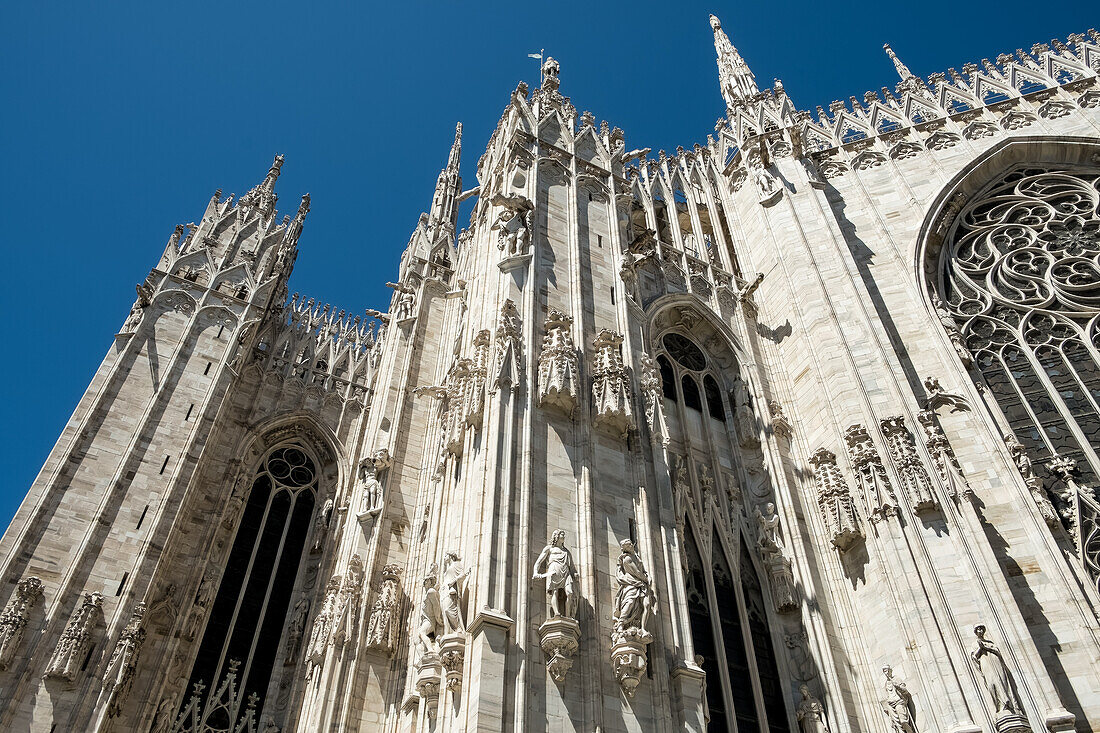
994, 711, 1033, 733
611, 628, 653, 696
498, 253, 532, 273
438, 633, 466, 693
537, 617, 581, 683
414, 654, 442, 718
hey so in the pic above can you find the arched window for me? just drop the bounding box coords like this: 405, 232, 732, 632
179, 444, 318, 729
682, 375, 703, 411
704, 375, 726, 422
658, 355, 677, 401
937, 167, 1100, 487
684, 526, 730, 732
936, 166, 1100, 588
740, 537, 790, 733
713, 538, 760, 733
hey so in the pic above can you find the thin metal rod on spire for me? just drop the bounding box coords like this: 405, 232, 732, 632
528, 49, 545, 87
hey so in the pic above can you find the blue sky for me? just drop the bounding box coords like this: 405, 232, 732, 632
0, 1, 1094, 529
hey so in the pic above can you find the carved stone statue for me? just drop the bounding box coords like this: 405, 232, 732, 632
879, 665, 916, 733
755, 502, 781, 554
490, 193, 533, 257
45, 591, 103, 681
755, 165, 780, 201
731, 373, 758, 447
284, 597, 309, 665
184, 572, 216, 641
532, 530, 579, 620
104, 602, 147, 717
311, 498, 334, 552
797, 684, 831, 733
1005, 434, 1058, 525
930, 292, 972, 365
393, 286, 416, 322
971, 625, 1025, 718
356, 448, 392, 519
611, 539, 657, 695
120, 282, 154, 335
755, 503, 799, 612
414, 566, 444, 661
612, 539, 656, 638
619, 250, 639, 297
440, 551, 470, 634
306, 577, 339, 677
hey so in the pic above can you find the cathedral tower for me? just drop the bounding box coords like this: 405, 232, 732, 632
1, 18, 1099, 733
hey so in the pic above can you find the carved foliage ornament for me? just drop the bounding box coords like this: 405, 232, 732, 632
808, 449, 862, 550
591, 330, 634, 436
365, 564, 402, 656
0, 576, 44, 669
45, 591, 103, 681
538, 309, 579, 414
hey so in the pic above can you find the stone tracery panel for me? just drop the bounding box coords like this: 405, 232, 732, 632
936, 166, 1100, 589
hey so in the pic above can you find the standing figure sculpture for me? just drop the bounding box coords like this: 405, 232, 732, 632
414, 566, 444, 661
612, 539, 656, 638
440, 551, 471, 634
755, 502, 781, 554
356, 448, 392, 519
879, 665, 916, 733
797, 685, 831, 733
284, 598, 310, 665
532, 530, 579, 620
971, 624, 1025, 718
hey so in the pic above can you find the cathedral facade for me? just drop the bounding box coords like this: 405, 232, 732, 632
2, 16, 1100, 733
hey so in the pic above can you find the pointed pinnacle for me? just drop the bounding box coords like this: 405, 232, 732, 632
262, 154, 285, 193
883, 43, 914, 80
447, 123, 462, 172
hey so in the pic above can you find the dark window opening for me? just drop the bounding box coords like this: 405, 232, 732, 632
684, 526, 729, 733
704, 375, 726, 422
658, 356, 677, 401
740, 536, 791, 733
682, 375, 703, 411
714, 537, 761, 733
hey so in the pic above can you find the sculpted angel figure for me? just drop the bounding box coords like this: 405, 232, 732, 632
613, 539, 657, 637
532, 530, 579, 620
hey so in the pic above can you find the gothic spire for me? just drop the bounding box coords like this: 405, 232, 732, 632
883, 43, 930, 97
710, 14, 759, 112
239, 154, 284, 218
428, 123, 463, 234
447, 123, 462, 173
883, 43, 914, 80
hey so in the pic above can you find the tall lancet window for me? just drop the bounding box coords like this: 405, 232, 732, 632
936, 167, 1100, 581
177, 444, 317, 729
656, 326, 792, 731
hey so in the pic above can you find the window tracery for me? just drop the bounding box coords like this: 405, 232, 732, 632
173, 443, 319, 732
937, 166, 1100, 589
655, 327, 790, 731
